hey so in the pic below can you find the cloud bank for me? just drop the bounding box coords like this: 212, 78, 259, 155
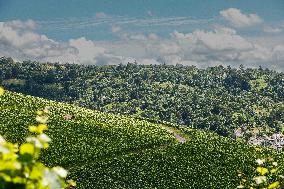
0, 18, 284, 71
263, 26, 282, 34
0, 20, 123, 65
220, 8, 262, 28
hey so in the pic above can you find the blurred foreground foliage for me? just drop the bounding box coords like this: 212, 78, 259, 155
0, 87, 76, 189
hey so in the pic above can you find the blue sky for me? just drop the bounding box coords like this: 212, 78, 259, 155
1, 0, 284, 20
0, 0, 284, 70
1, 0, 284, 40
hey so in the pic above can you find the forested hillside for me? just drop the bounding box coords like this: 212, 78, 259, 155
1, 57, 283, 138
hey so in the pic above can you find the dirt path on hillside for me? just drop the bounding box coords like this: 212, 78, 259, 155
162, 126, 187, 143
173, 133, 187, 143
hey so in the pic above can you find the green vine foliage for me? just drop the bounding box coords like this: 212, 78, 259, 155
0, 87, 76, 189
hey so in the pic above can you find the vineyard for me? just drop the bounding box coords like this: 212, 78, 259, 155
0, 90, 284, 188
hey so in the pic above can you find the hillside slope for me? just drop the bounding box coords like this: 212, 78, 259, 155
0, 91, 283, 188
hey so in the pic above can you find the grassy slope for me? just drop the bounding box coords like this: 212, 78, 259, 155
0, 91, 283, 188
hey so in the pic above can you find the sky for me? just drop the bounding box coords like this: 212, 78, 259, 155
0, 0, 284, 70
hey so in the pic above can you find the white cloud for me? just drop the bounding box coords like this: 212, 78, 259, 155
159, 42, 181, 55
95, 12, 109, 19
39, 15, 212, 31
4, 19, 36, 30
220, 8, 262, 28
248, 35, 284, 48
272, 45, 284, 65
111, 25, 121, 33
263, 26, 282, 33
239, 44, 273, 62
0, 20, 118, 65
171, 27, 254, 63
69, 37, 106, 64
0, 21, 78, 62
140, 58, 160, 65
179, 27, 253, 52
171, 28, 284, 69
1, 20, 284, 71
78, 28, 284, 69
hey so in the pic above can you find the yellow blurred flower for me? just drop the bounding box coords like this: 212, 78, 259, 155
268, 181, 280, 189
36, 110, 43, 116
20, 143, 35, 155
43, 143, 49, 149
28, 126, 37, 133
28, 124, 47, 134
256, 167, 269, 175
0, 87, 4, 96
37, 124, 48, 134
67, 179, 77, 187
